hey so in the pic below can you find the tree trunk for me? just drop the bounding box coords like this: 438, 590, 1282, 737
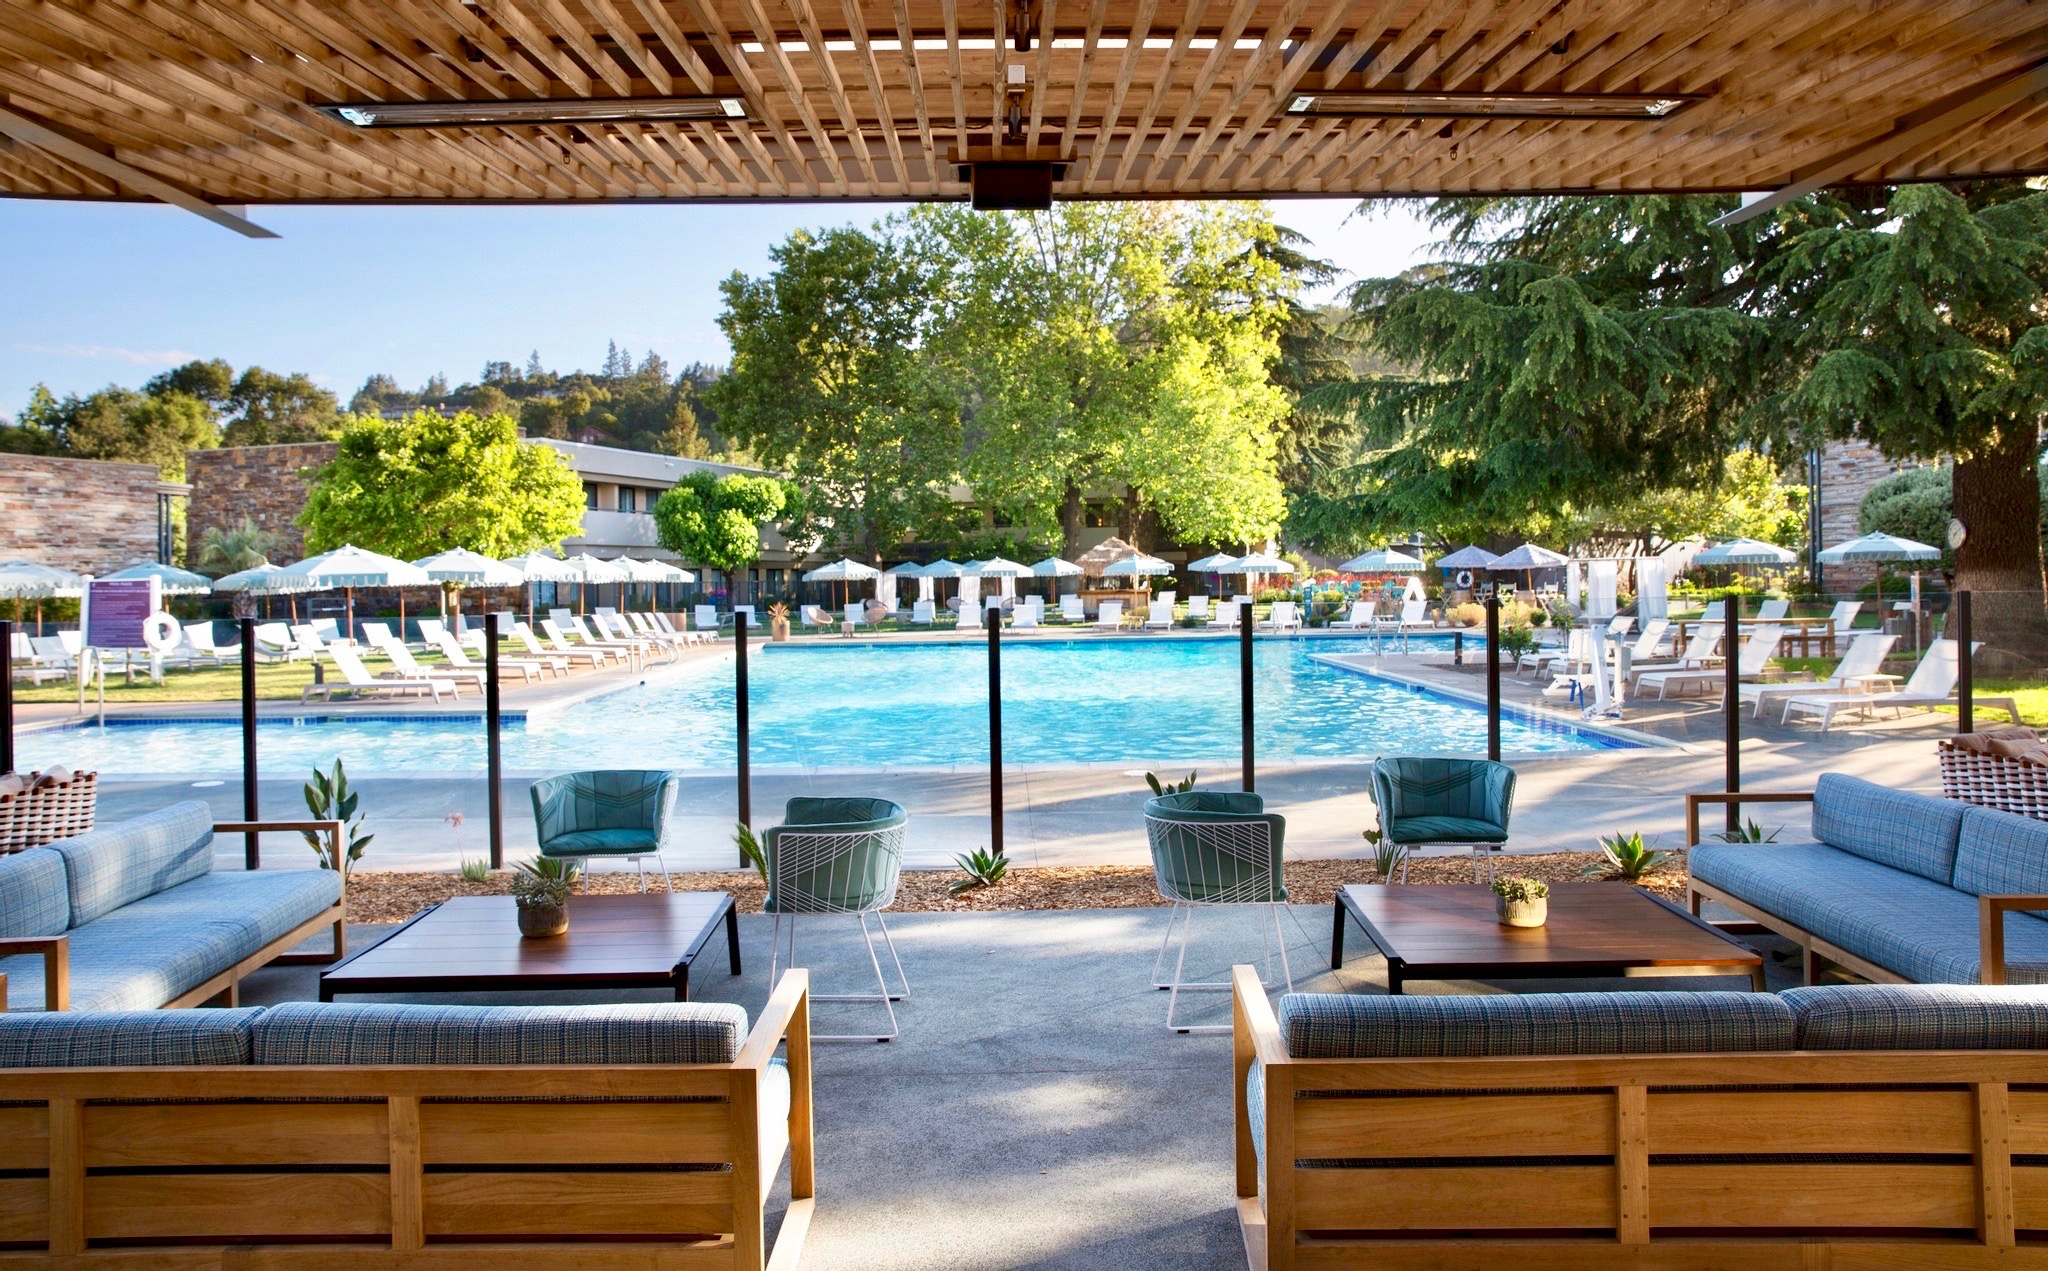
1059, 482, 1084, 559
1951, 424, 2048, 666
1121, 487, 1155, 550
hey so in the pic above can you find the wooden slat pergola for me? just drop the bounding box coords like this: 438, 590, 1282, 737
2, 0, 2047, 234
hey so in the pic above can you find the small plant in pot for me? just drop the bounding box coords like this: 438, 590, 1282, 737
512, 855, 579, 938
767, 602, 791, 642
1491, 875, 1549, 927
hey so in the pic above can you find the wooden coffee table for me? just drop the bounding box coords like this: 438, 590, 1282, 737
319, 892, 740, 1002
1329, 883, 1764, 993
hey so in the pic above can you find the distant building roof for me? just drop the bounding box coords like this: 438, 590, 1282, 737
538, 439, 765, 484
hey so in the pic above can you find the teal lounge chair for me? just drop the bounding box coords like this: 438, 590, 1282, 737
530, 770, 679, 891
1144, 790, 1293, 1034
764, 797, 910, 1042
1368, 757, 1516, 883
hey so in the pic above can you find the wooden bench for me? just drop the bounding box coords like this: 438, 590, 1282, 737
1234, 966, 2048, 1270
0, 971, 813, 1270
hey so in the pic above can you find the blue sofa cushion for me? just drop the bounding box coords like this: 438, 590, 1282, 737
47, 801, 214, 926
161, 869, 344, 950
253, 1001, 750, 1066
0, 1007, 262, 1066
0, 848, 70, 937
1952, 805, 2048, 905
2, 901, 266, 1013
1277, 990, 1794, 1058
543, 828, 659, 856
1691, 839, 2048, 984
1810, 773, 1964, 884
1786, 984, 2048, 1050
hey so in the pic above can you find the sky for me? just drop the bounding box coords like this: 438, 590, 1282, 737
0, 195, 1441, 420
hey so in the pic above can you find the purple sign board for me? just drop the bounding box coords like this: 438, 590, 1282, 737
85, 579, 158, 649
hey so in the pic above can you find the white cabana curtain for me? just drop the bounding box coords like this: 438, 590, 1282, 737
918, 576, 934, 603
1588, 560, 1618, 618
960, 576, 982, 609
1566, 561, 1585, 607
1637, 558, 1670, 619
877, 575, 898, 611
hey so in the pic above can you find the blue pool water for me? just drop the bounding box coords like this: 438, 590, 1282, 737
20, 636, 1637, 775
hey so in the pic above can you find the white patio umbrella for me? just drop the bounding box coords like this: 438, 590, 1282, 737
281, 544, 433, 635
558, 553, 629, 615
884, 561, 929, 606
803, 557, 882, 609
1229, 553, 1294, 597
104, 561, 212, 595
1338, 547, 1427, 572
968, 557, 1032, 603
1435, 545, 1500, 594
1694, 538, 1797, 567
1819, 531, 1942, 639
0, 560, 82, 629
922, 559, 965, 608
212, 559, 318, 621
1031, 556, 1083, 602
1182, 551, 1237, 599
613, 556, 696, 613
1101, 552, 1174, 583
412, 547, 527, 623
504, 551, 579, 627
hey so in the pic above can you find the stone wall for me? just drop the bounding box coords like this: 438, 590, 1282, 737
1816, 440, 1912, 593
0, 454, 164, 574
185, 441, 337, 564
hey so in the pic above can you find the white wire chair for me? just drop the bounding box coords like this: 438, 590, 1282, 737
764, 797, 910, 1042
1144, 792, 1293, 1034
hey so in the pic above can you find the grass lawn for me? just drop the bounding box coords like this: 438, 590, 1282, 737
11, 647, 482, 705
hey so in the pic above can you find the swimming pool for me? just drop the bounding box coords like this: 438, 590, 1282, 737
20, 635, 1640, 776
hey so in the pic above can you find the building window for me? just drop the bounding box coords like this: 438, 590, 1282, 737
617, 486, 636, 513
583, 483, 598, 510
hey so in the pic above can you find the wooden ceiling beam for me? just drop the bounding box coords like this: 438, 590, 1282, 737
1079, 0, 1161, 186
674, 0, 804, 193
1108, 0, 1211, 191
1139, 0, 1269, 191
780, 0, 877, 186
729, 0, 853, 192
0, 99, 277, 234
888, 0, 943, 190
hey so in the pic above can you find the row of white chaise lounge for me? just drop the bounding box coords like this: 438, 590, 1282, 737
1514, 601, 2017, 730
789, 594, 1377, 633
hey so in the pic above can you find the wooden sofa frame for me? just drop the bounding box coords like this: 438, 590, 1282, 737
1683, 791, 2048, 986
1234, 965, 2048, 1270
0, 969, 813, 1270
0, 819, 348, 1012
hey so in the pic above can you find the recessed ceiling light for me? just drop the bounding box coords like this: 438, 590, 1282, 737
1286, 91, 1701, 120
318, 96, 749, 128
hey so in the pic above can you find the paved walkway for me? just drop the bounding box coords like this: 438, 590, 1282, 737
36, 628, 1957, 875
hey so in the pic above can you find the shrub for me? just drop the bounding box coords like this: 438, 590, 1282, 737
1490, 875, 1549, 903
1447, 601, 1485, 628
1496, 624, 1538, 661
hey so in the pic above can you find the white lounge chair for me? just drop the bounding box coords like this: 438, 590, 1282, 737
425, 631, 551, 682
287, 624, 330, 658
1824, 600, 1862, 639
1332, 600, 1375, 630
1516, 627, 1582, 677
10, 631, 60, 684
310, 618, 346, 646
169, 622, 238, 668
305, 644, 456, 703
29, 635, 77, 678
1093, 600, 1124, 630
1611, 618, 1670, 663
252, 622, 298, 662
567, 614, 658, 662
1756, 598, 1790, 621
628, 611, 700, 648
1626, 624, 1724, 689
957, 601, 985, 630
1514, 630, 1568, 676
1208, 600, 1239, 629
1144, 599, 1174, 629
1637, 626, 1785, 699
694, 604, 723, 632
376, 641, 483, 693
539, 619, 623, 665
1377, 599, 1431, 633
359, 621, 397, 648
1258, 601, 1300, 632
844, 603, 866, 630
1012, 604, 1040, 629
1700, 600, 1725, 621
1059, 595, 1086, 623
1740, 632, 1897, 720
1781, 640, 2019, 731
1187, 596, 1210, 621
910, 600, 935, 624
508, 621, 582, 672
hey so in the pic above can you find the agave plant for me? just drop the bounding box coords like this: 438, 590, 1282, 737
950, 847, 1009, 895
1144, 770, 1198, 796
513, 855, 580, 907
1363, 828, 1407, 882
1719, 818, 1781, 844
1583, 830, 1667, 881
302, 758, 372, 879
733, 822, 769, 882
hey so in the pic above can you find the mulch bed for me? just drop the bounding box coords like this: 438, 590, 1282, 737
343, 851, 1689, 925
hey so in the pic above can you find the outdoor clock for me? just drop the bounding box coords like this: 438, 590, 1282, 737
1948, 517, 1968, 549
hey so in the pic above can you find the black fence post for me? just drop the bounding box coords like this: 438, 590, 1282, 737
0, 619, 12, 776
989, 616, 1004, 859
1240, 609, 1256, 793
486, 613, 504, 870
735, 611, 751, 863
239, 617, 259, 868
1484, 592, 1501, 763
1724, 593, 1741, 835
1957, 590, 1974, 735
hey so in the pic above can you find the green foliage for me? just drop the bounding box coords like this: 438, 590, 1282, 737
1144, 771, 1198, 796
302, 759, 372, 879
1362, 827, 1406, 880
458, 857, 491, 883
1584, 831, 1668, 881
1490, 875, 1549, 903
299, 410, 586, 560
950, 846, 1009, 895
732, 822, 768, 883
1, 382, 218, 479
1718, 818, 1780, 844
1857, 462, 2048, 577
512, 855, 580, 907
219, 367, 340, 446
196, 517, 276, 574
1496, 624, 1538, 661
652, 472, 795, 572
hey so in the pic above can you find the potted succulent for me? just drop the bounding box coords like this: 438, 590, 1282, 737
512, 855, 579, 938
767, 601, 791, 642
1491, 875, 1549, 927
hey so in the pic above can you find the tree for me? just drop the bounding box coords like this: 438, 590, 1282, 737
914, 201, 1293, 555
196, 516, 277, 616
1766, 182, 2048, 657
0, 383, 217, 478
224, 368, 340, 445
1858, 462, 2048, 579
652, 472, 794, 598
145, 359, 235, 412
709, 225, 961, 558
601, 340, 632, 381
300, 410, 586, 561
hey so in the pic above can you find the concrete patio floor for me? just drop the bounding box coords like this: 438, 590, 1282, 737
244, 904, 1804, 1270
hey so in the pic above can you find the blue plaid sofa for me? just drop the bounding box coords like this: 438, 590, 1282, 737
1235, 975, 2048, 1268
1687, 773, 2048, 986
0, 973, 814, 1269
0, 801, 345, 1011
